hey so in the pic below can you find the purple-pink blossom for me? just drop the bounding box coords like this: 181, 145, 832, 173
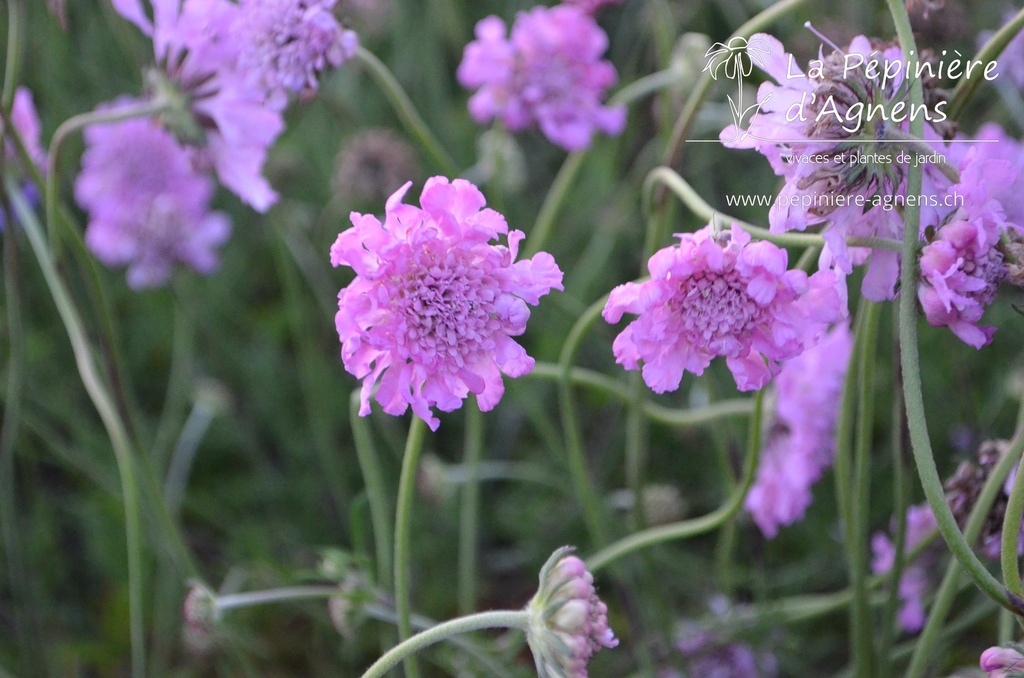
526, 547, 618, 678
7, 87, 45, 170
602, 224, 847, 393
871, 504, 937, 634
745, 322, 853, 538
331, 176, 563, 431
112, 0, 284, 211
75, 111, 230, 289
232, 0, 358, 110
457, 5, 625, 151
918, 146, 1015, 348
981, 645, 1024, 677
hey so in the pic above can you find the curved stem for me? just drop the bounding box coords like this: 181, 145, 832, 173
394, 415, 429, 678
350, 392, 393, 589
558, 297, 613, 548
947, 7, 1024, 119
888, 0, 1020, 617
586, 389, 764, 572
355, 47, 459, 177
9, 181, 146, 678
360, 610, 529, 678
905, 422, 1024, 678
646, 166, 904, 251
1002, 430, 1024, 604
458, 401, 485, 615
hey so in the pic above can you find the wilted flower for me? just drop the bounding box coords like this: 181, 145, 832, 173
334, 128, 420, 205
232, 0, 358, 109
75, 110, 230, 289
112, 0, 285, 211
526, 547, 618, 678
602, 224, 847, 393
945, 439, 1024, 560
182, 580, 220, 653
745, 322, 853, 538
331, 176, 563, 430
981, 645, 1024, 677
457, 5, 625, 151
871, 503, 937, 633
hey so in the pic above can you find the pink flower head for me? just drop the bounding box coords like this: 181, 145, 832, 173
457, 6, 625, 151
526, 547, 618, 678
112, 0, 284, 211
871, 504, 937, 634
75, 109, 231, 289
232, 0, 358, 110
602, 224, 847, 393
331, 176, 563, 431
917, 147, 1015, 348
745, 322, 853, 538
981, 646, 1024, 677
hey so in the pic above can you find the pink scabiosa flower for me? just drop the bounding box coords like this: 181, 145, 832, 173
602, 224, 847, 393
526, 547, 618, 678
232, 0, 358, 110
75, 109, 230, 289
981, 645, 1024, 678
331, 176, 563, 431
720, 32, 953, 301
1, 87, 45, 232
112, 0, 284, 211
745, 322, 853, 538
917, 146, 1016, 348
457, 5, 626, 151
871, 503, 937, 634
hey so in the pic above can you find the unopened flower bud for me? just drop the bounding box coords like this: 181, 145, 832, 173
981, 645, 1024, 677
526, 547, 618, 678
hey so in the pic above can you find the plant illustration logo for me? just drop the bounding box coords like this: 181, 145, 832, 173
703, 36, 773, 143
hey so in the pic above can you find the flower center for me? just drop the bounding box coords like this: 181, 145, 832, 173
391, 244, 500, 369
671, 267, 763, 350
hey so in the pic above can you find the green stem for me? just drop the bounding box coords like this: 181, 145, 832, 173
361, 610, 529, 678
9, 181, 147, 678
458, 401, 485, 615
852, 302, 882, 677
394, 415, 429, 678
523, 151, 584, 258
1002, 434, 1024, 603
888, 0, 1020, 617
662, 0, 811, 167
351, 392, 393, 590
904, 422, 1024, 678
216, 585, 341, 611
558, 297, 613, 548
355, 47, 459, 177
881, 130, 960, 184
586, 389, 764, 572
947, 7, 1024, 119
645, 166, 904, 251
831, 305, 867, 676
2, 0, 24, 107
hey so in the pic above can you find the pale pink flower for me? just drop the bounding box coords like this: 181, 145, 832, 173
871, 504, 937, 634
331, 177, 562, 430
526, 547, 618, 678
112, 0, 284, 211
981, 645, 1024, 677
602, 224, 847, 393
7, 87, 45, 170
232, 0, 358, 110
457, 5, 625, 151
75, 110, 230, 289
745, 322, 853, 538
